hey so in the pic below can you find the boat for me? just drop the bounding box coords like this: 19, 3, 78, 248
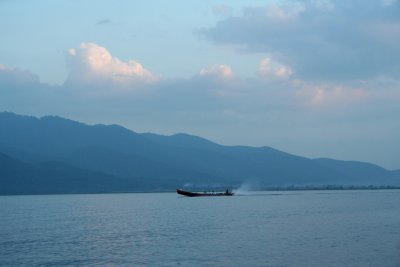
176, 188, 234, 197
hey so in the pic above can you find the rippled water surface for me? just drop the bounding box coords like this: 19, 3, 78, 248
1, 190, 400, 267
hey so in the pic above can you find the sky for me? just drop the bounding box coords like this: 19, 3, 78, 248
0, 0, 399, 169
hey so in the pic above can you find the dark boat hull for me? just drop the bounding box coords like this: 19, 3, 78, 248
176, 189, 234, 197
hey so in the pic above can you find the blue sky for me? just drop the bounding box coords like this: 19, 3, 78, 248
1, 0, 400, 169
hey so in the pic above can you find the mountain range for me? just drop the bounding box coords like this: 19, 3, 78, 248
0, 112, 399, 195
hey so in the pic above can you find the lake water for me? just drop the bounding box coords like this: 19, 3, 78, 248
1, 190, 399, 267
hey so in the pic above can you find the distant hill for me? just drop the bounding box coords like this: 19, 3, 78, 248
0, 152, 138, 195
0, 112, 399, 195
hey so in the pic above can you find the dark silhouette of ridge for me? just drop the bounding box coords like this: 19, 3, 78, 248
0, 152, 139, 195
0, 111, 399, 195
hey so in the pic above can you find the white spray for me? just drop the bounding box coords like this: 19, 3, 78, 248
233, 182, 257, 195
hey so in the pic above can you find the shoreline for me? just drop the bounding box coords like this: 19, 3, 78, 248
1, 185, 400, 197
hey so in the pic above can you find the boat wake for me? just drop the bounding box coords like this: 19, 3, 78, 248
233, 183, 257, 196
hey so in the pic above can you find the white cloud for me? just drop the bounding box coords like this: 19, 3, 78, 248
66, 43, 157, 92
258, 57, 293, 79
0, 64, 41, 85
294, 81, 369, 108
199, 0, 400, 81
199, 64, 234, 79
